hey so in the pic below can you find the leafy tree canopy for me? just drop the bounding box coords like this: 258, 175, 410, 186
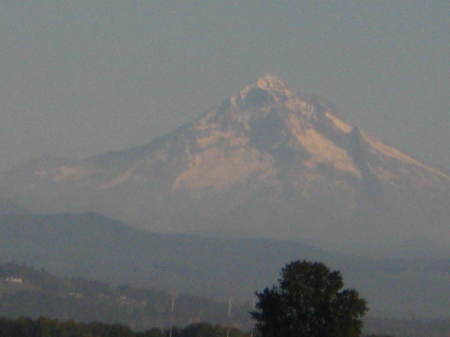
252, 260, 368, 337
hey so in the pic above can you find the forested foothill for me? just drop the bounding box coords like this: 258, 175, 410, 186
0, 263, 251, 330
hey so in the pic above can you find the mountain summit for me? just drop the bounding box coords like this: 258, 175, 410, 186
2, 76, 449, 244
234, 74, 294, 101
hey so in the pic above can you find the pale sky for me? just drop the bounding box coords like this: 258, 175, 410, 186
0, 0, 448, 172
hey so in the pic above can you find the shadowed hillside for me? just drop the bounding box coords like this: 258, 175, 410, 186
0, 212, 449, 319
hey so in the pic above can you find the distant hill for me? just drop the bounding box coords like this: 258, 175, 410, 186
364, 317, 450, 337
0, 212, 449, 319
0, 262, 251, 330
0, 198, 28, 215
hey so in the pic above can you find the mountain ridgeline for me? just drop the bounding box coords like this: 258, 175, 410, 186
0, 212, 449, 319
1, 75, 449, 245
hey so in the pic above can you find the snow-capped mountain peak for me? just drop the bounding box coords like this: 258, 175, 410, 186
2, 75, 449, 245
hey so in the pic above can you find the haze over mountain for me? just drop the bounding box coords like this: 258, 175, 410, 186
1, 75, 449, 246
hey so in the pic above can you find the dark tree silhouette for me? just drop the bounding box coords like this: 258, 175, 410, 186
252, 260, 368, 337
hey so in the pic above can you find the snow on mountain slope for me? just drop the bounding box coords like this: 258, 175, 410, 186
1, 75, 449, 244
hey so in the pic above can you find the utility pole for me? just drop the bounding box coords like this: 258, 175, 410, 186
226, 297, 232, 337
168, 290, 177, 337
250, 298, 256, 337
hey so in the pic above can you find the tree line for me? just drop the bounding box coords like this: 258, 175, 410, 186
0, 318, 248, 337
0, 317, 393, 337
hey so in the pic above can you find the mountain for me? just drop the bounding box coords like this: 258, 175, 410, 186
1, 75, 449, 245
0, 212, 449, 319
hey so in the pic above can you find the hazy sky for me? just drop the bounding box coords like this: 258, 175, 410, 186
0, 1, 448, 172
